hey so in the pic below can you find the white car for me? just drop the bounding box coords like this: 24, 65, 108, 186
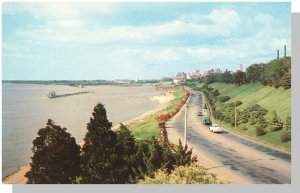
209, 124, 223, 133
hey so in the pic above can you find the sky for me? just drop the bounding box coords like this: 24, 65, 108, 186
2, 2, 291, 80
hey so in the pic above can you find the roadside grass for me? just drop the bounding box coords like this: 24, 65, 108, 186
218, 121, 291, 152
128, 86, 186, 140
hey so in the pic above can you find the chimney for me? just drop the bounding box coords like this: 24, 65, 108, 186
277, 50, 279, 59
284, 45, 286, 57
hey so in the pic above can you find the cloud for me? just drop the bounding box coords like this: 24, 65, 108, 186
3, 2, 113, 19
3, 3, 291, 79
12, 7, 242, 46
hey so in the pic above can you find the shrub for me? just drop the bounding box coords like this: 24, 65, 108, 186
270, 111, 283, 132
256, 126, 266, 136
281, 131, 291, 143
281, 116, 291, 142
212, 89, 220, 96
236, 100, 243, 106
138, 164, 225, 184
219, 96, 231, 103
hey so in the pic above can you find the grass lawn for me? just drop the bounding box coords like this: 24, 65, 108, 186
128, 86, 186, 140
200, 82, 291, 152
210, 82, 291, 120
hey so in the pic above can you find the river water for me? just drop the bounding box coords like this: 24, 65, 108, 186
2, 83, 162, 178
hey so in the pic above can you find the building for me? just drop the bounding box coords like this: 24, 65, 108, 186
237, 64, 243, 72
115, 79, 134, 84
201, 68, 221, 77
187, 70, 201, 80
173, 72, 187, 84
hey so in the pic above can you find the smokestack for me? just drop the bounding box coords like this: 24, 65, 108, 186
277, 50, 279, 59
284, 45, 286, 57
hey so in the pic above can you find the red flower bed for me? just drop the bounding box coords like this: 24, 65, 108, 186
157, 86, 191, 147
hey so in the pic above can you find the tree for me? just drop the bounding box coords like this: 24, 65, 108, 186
246, 63, 264, 82
256, 117, 268, 136
279, 71, 291, 89
173, 139, 197, 167
270, 111, 283, 132
281, 116, 291, 142
115, 123, 138, 183
233, 71, 247, 85
81, 103, 121, 184
25, 119, 81, 184
221, 70, 233, 83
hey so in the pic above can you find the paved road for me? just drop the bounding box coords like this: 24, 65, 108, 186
166, 91, 291, 184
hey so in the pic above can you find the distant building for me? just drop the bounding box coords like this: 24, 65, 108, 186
115, 79, 134, 84
237, 64, 243, 72
173, 72, 187, 84
201, 68, 221, 77
187, 70, 201, 80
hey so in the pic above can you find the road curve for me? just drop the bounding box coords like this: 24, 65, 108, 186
166, 91, 291, 184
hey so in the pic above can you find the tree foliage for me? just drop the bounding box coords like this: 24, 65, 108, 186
25, 119, 81, 184
138, 164, 224, 184
270, 111, 283, 132
115, 123, 138, 183
81, 103, 121, 184
281, 116, 291, 142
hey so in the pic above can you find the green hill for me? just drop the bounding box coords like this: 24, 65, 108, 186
206, 82, 291, 152
209, 82, 291, 120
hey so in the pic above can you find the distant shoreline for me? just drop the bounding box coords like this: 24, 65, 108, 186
2, 89, 175, 184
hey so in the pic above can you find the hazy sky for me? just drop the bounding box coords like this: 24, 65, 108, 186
3, 2, 291, 80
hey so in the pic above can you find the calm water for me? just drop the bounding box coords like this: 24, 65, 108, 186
2, 83, 162, 177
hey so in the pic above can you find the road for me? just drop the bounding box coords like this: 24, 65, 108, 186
166, 90, 291, 184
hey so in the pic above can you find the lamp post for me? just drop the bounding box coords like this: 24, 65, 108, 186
184, 103, 188, 146
235, 100, 237, 130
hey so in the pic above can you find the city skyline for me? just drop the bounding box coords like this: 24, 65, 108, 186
3, 2, 291, 80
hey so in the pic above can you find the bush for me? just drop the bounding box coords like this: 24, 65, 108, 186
138, 164, 225, 184
281, 131, 291, 143
219, 96, 231, 103
270, 111, 283, 132
212, 89, 220, 96
236, 101, 243, 106
256, 126, 266, 136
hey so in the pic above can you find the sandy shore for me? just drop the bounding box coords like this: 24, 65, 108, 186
3, 89, 175, 184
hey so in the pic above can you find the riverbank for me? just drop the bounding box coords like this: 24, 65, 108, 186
3, 89, 175, 184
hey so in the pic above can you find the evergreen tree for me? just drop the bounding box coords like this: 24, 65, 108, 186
115, 123, 137, 183
255, 117, 268, 136
173, 139, 197, 167
270, 111, 283, 132
25, 119, 81, 184
281, 116, 291, 142
81, 103, 120, 184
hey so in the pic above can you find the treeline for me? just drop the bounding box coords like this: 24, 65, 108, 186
197, 57, 291, 89
25, 103, 202, 184
197, 84, 291, 142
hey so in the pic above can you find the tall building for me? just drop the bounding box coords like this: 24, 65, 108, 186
237, 64, 243, 72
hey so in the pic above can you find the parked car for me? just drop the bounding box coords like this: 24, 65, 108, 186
209, 124, 223, 133
202, 116, 212, 125
197, 112, 202, 116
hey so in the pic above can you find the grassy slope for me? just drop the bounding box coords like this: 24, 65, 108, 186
210, 82, 291, 120
128, 86, 186, 140
209, 82, 291, 151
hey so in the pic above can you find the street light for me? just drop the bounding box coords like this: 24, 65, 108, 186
184, 103, 188, 146
235, 100, 237, 130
